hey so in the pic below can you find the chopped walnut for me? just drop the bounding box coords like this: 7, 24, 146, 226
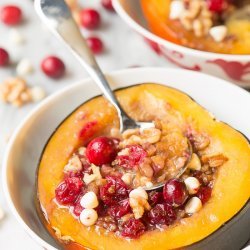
129, 196, 151, 219
201, 154, 228, 167
175, 0, 213, 37
0, 78, 45, 107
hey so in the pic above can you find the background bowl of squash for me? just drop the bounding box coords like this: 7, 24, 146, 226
113, 0, 250, 88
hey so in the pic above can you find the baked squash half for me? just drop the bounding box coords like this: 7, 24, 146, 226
37, 83, 250, 250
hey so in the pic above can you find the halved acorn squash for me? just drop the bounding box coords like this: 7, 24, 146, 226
141, 0, 250, 54
37, 83, 250, 250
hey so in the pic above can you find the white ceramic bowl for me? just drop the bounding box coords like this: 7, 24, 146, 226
2, 68, 250, 250
113, 0, 250, 87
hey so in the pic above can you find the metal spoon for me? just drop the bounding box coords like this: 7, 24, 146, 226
34, 0, 190, 190
34, 0, 153, 132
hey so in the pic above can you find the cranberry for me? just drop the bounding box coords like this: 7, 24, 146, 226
41, 56, 65, 79
80, 9, 100, 29
148, 191, 163, 206
86, 37, 104, 54
206, 0, 225, 12
101, 0, 115, 11
163, 179, 188, 207
100, 176, 129, 205
147, 203, 176, 226
0, 5, 22, 25
78, 121, 97, 139
86, 136, 117, 166
73, 193, 85, 216
55, 177, 83, 205
108, 199, 131, 219
116, 145, 147, 169
0, 48, 9, 66
121, 218, 145, 238
197, 186, 212, 204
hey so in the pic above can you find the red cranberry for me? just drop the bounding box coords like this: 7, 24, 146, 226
101, 0, 115, 11
197, 186, 212, 204
147, 203, 176, 226
108, 199, 131, 219
0, 5, 22, 25
78, 121, 97, 139
73, 193, 85, 216
148, 191, 163, 206
163, 179, 188, 207
121, 218, 145, 238
86, 37, 104, 54
100, 176, 129, 205
116, 145, 147, 169
41, 56, 65, 79
86, 136, 117, 166
80, 9, 100, 29
55, 177, 83, 205
206, 0, 225, 12
0, 48, 9, 66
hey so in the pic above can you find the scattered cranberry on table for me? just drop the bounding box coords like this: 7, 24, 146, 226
86, 136, 117, 165
80, 9, 101, 29
0, 5, 22, 26
0, 48, 9, 67
41, 56, 65, 79
101, 0, 115, 12
86, 37, 104, 54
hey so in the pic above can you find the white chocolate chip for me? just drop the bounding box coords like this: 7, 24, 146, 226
209, 25, 228, 42
185, 197, 202, 214
30, 86, 46, 102
121, 173, 133, 185
80, 208, 98, 226
129, 187, 148, 200
184, 177, 200, 194
187, 153, 201, 171
145, 181, 153, 189
80, 192, 99, 209
9, 29, 25, 45
16, 59, 34, 76
169, 0, 185, 20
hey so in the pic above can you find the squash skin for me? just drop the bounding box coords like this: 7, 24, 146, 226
141, 0, 250, 54
37, 83, 250, 250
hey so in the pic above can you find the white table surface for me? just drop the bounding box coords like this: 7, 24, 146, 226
0, 0, 175, 249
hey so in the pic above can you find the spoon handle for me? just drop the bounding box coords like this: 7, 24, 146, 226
35, 0, 136, 131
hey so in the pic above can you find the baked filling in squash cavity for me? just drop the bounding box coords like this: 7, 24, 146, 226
141, 0, 250, 54
37, 84, 250, 250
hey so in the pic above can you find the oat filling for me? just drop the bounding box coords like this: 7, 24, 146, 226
54, 121, 227, 239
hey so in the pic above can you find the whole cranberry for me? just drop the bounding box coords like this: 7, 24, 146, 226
0, 48, 9, 66
86, 136, 117, 165
197, 186, 212, 204
148, 191, 163, 206
108, 199, 131, 219
101, 0, 115, 11
115, 145, 147, 169
99, 176, 129, 205
163, 179, 188, 207
86, 37, 104, 54
55, 177, 83, 205
206, 0, 225, 12
121, 218, 145, 238
0, 5, 22, 25
147, 203, 176, 226
80, 9, 100, 29
41, 56, 65, 79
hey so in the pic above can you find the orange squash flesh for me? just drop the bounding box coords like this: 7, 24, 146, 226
37, 84, 250, 250
141, 0, 250, 54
